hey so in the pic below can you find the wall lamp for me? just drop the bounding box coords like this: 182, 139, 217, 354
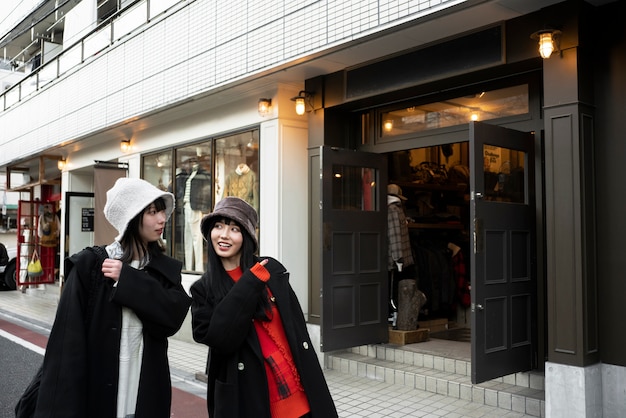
291, 91, 314, 115
120, 139, 131, 153
258, 98, 272, 116
57, 158, 66, 170
531, 29, 561, 59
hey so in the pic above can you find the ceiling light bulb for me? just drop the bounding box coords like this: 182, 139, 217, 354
120, 140, 131, 152
538, 32, 554, 59
258, 98, 272, 116
295, 97, 305, 115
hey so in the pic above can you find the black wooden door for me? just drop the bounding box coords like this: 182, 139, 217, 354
470, 122, 537, 383
320, 146, 388, 352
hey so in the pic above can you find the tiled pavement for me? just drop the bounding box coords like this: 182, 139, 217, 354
0, 284, 537, 418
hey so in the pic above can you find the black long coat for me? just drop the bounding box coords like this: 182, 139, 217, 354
190, 257, 338, 418
34, 247, 192, 418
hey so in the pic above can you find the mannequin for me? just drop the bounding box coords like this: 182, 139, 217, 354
387, 184, 416, 329
223, 163, 258, 210
38, 202, 60, 283
183, 160, 211, 271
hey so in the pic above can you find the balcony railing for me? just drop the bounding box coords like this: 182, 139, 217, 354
1, 0, 185, 112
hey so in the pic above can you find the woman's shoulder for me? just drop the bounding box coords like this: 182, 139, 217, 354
190, 273, 212, 299
64, 246, 102, 278
190, 273, 206, 289
67, 246, 101, 266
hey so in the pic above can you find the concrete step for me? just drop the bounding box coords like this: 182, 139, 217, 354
326, 344, 545, 417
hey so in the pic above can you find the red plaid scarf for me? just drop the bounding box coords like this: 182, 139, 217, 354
228, 266, 310, 418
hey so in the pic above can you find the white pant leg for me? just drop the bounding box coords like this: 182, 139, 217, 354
184, 203, 204, 270
190, 209, 204, 270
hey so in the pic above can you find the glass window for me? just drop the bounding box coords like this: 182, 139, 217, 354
142, 149, 175, 257
483, 145, 525, 203
142, 150, 174, 194
174, 142, 212, 272
379, 84, 529, 138
332, 165, 378, 211
214, 131, 259, 211
141, 129, 259, 273
142, 144, 211, 272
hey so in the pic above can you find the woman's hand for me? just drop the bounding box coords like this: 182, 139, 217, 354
259, 258, 268, 266
102, 259, 123, 282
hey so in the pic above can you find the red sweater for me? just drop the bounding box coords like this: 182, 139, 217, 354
228, 265, 310, 418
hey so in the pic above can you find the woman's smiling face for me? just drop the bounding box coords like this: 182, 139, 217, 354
211, 219, 243, 268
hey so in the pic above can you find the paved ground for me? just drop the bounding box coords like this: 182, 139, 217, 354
0, 268, 536, 417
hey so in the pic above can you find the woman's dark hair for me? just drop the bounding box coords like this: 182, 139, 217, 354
119, 197, 167, 264
205, 216, 270, 320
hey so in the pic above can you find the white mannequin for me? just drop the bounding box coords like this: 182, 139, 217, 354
184, 163, 204, 271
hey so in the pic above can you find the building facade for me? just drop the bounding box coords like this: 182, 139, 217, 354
1, 0, 625, 416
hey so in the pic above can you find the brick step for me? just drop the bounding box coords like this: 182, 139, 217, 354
326, 346, 545, 417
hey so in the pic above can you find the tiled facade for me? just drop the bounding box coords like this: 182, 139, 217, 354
0, 0, 464, 166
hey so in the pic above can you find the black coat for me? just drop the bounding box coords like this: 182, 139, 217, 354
190, 257, 337, 418
34, 247, 192, 418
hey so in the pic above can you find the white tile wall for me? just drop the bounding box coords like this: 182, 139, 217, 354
0, 0, 464, 165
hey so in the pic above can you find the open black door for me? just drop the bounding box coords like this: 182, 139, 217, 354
320, 146, 388, 352
470, 122, 536, 383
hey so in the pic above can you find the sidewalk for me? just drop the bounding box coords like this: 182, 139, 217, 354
0, 285, 535, 418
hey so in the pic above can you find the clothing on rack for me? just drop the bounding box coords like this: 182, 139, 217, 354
223, 163, 258, 210
412, 238, 471, 317
450, 243, 470, 309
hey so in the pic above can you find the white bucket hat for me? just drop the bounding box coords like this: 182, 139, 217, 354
104, 177, 174, 241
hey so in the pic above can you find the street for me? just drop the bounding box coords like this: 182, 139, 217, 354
0, 313, 208, 418
0, 328, 42, 418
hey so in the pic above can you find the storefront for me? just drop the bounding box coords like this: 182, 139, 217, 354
309, 65, 543, 374
304, 1, 626, 414
2, 0, 625, 415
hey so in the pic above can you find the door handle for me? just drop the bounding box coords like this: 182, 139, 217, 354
472, 303, 484, 312
472, 191, 484, 200
473, 218, 483, 254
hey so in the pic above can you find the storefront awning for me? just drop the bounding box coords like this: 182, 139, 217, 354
6, 155, 62, 192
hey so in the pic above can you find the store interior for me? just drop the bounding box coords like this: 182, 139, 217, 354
387, 142, 472, 342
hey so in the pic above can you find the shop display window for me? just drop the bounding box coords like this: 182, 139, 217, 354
370, 84, 529, 141
141, 129, 259, 273
214, 131, 259, 212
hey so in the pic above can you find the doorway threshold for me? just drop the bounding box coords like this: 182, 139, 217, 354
326, 341, 544, 417
386, 337, 470, 362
